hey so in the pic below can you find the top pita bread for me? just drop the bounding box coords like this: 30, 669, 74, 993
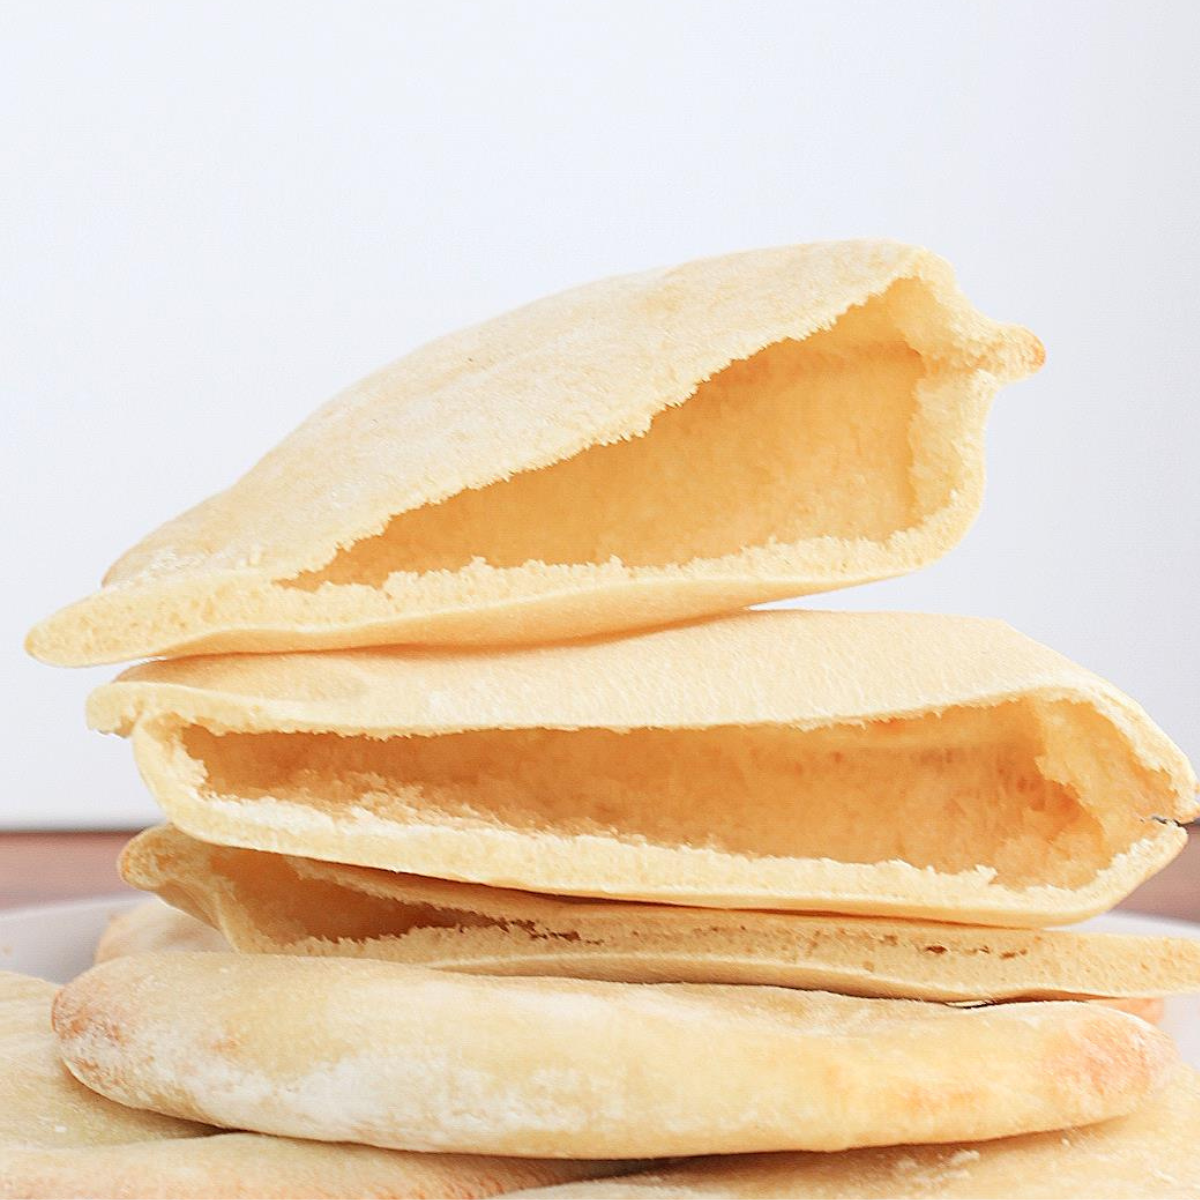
27, 241, 1041, 665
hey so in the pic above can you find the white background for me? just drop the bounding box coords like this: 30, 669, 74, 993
2, 1, 1197, 828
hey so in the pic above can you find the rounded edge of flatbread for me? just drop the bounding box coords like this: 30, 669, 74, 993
53, 953, 1178, 1159
28, 241, 1043, 666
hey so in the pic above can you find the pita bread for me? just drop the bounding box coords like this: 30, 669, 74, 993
509, 1066, 1200, 1199
6, 1138, 628, 1200
54, 953, 1176, 1159
90, 612, 1196, 926
5, 1140, 628, 1200
122, 825, 1200, 1003
95, 898, 229, 962
1099, 996, 1165, 1024
0, 971, 206, 1151
0, 970, 625, 1199
27, 241, 1041, 666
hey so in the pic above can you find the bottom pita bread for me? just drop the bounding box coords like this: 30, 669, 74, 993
54, 953, 1175, 1159
511, 1067, 1200, 1199
0, 971, 624, 1198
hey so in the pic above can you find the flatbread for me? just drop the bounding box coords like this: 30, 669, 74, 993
1099, 996, 1164, 1024
0, 971, 207, 1151
27, 241, 1042, 666
509, 1066, 1200, 1199
6, 1138, 627, 1200
53, 953, 1176, 1159
89, 611, 1197, 925
95, 897, 229, 962
122, 825, 1200, 1003
0, 970, 623, 1198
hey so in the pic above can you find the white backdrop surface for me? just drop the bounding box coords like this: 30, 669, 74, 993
2, 0, 1197, 827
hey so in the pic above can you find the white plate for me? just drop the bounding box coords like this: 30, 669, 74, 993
2, 897, 1197, 1067
0, 895, 143, 983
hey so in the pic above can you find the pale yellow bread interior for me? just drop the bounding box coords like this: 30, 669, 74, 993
94, 896, 228, 962
123, 825, 1200, 1003
53, 953, 1176, 1160
511, 1065, 1200, 1199
89, 612, 1197, 926
28, 241, 1042, 666
0, 969, 625, 1198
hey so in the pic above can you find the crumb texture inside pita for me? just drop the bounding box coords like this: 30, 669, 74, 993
28, 243, 1045, 663
287, 284, 934, 585
89, 612, 1195, 920
174, 696, 1164, 893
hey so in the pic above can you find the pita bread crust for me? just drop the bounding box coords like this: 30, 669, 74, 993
27, 241, 1042, 665
54, 953, 1176, 1160
0, 971, 623, 1199
94, 898, 229, 962
123, 825, 1200, 1003
510, 1066, 1200, 1199
0, 971, 205, 1151
4, 1137, 628, 1200
90, 612, 1196, 925
3, 1137, 626, 1200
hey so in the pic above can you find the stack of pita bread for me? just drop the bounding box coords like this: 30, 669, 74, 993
16, 241, 1200, 1199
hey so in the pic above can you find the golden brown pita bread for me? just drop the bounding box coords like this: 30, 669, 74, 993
95, 897, 229, 962
0, 971, 206, 1151
90, 612, 1196, 926
122, 825, 1200, 1003
54, 953, 1175, 1160
27, 241, 1041, 666
0, 970, 623, 1198
510, 1067, 1200, 1199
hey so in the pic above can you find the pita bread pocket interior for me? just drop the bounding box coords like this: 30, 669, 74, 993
0, 969, 625, 1199
123, 825, 1200, 1003
90, 611, 1197, 926
54, 953, 1175, 1160
28, 240, 1042, 666
509, 1066, 1200, 1199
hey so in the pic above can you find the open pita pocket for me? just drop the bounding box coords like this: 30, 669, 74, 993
510, 1066, 1200, 1199
90, 612, 1196, 926
0, 970, 624, 1199
123, 825, 1200, 1003
95, 898, 229, 962
54, 953, 1175, 1160
28, 241, 1041, 666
